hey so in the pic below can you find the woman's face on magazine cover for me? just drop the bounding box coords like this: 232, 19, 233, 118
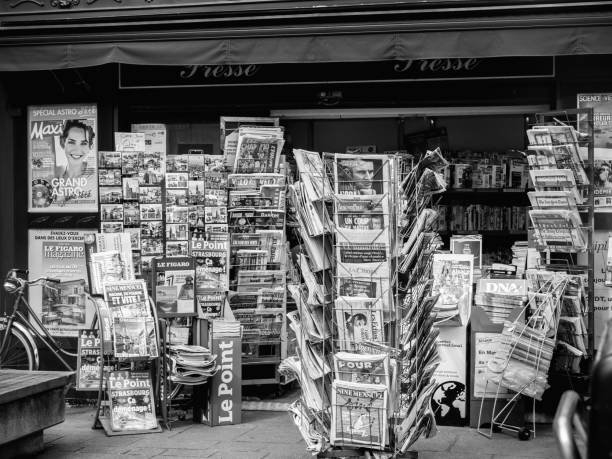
64, 126, 90, 168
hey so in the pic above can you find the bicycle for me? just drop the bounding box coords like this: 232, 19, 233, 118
0, 268, 87, 371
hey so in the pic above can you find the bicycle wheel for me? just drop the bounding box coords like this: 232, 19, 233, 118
0, 326, 38, 370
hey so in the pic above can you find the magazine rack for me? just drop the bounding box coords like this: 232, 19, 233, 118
91, 295, 164, 436
283, 150, 444, 458
224, 166, 288, 385
476, 108, 595, 442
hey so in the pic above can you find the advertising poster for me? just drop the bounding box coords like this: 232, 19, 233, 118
579, 230, 612, 348
28, 229, 97, 337
28, 104, 98, 212
577, 94, 612, 212
431, 326, 467, 426
108, 371, 158, 431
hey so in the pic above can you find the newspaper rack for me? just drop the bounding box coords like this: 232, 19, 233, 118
91, 295, 164, 436
476, 108, 595, 442
284, 150, 444, 458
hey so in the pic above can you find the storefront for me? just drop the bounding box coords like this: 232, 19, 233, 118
0, 0, 611, 451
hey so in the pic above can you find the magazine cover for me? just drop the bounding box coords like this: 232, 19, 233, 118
191, 239, 229, 290
108, 371, 158, 431
334, 352, 390, 387
76, 329, 112, 391
450, 235, 482, 270
28, 104, 98, 212
152, 257, 196, 317
330, 380, 388, 449
431, 253, 474, 326
28, 229, 97, 337
578, 93, 612, 212
112, 317, 159, 359
89, 251, 133, 296
103, 280, 149, 318
114, 132, 145, 152
335, 297, 385, 351
333, 153, 390, 196
196, 290, 226, 318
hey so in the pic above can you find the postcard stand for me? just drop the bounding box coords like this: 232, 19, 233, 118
284, 151, 443, 458
91, 296, 164, 436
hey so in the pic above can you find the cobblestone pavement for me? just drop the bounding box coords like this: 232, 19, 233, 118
35, 406, 559, 458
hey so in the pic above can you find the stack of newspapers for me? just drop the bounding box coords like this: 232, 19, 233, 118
526, 124, 589, 252
167, 344, 218, 385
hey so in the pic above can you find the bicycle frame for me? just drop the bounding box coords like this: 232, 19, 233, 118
0, 286, 75, 371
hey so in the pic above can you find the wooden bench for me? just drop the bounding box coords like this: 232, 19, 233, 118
0, 370, 73, 458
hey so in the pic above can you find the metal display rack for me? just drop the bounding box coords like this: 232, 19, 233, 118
477, 108, 595, 441
284, 150, 443, 458
91, 295, 164, 436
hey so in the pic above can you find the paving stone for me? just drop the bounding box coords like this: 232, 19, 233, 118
418, 452, 494, 459
120, 447, 168, 456
159, 448, 214, 457
411, 426, 459, 452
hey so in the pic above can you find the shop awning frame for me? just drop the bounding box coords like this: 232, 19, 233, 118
1, 0, 612, 70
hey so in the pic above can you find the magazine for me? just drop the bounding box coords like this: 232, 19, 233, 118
191, 239, 229, 290
152, 257, 196, 317
103, 280, 149, 318
333, 153, 390, 197
330, 380, 388, 449
108, 371, 158, 431
335, 297, 385, 351
196, 290, 226, 318
334, 352, 390, 387
450, 234, 482, 270
431, 253, 474, 326
28, 104, 99, 213
76, 329, 112, 390
112, 316, 159, 359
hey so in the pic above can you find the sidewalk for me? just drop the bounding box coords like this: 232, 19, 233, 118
36, 406, 559, 459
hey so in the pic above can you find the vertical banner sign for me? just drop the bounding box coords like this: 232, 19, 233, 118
28, 104, 98, 212
431, 326, 467, 426
473, 333, 511, 398
577, 94, 612, 212
208, 335, 242, 426
28, 229, 97, 337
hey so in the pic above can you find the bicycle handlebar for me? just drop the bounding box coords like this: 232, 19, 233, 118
4, 269, 61, 293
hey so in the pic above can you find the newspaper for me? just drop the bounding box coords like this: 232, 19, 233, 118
335, 297, 385, 351
90, 250, 134, 296
330, 380, 388, 449
220, 116, 279, 168
112, 316, 159, 359
528, 190, 578, 209
529, 209, 587, 251
530, 168, 583, 204
108, 371, 158, 431
287, 311, 332, 380
293, 149, 333, 201
333, 153, 390, 197
334, 352, 390, 387
103, 280, 149, 318
233, 126, 284, 174
76, 329, 112, 390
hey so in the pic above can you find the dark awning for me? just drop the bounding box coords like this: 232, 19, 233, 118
1, 1, 612, 70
